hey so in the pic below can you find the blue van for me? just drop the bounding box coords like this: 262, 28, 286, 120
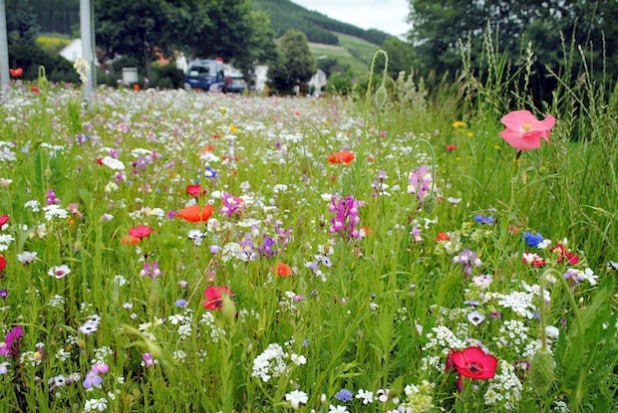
184, 59, 225, 91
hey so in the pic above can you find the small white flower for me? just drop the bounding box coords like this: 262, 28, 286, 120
17, 251, 38, 264
84, 397, 107, 412
467, 310, 486, 326
545, 326, 560, 339
285, 390, 308, 409
48, 265, 71, 279
101, 156, 125, 170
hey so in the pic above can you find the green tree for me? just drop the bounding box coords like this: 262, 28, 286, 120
379, 37, 417, 79
95, 0, 183, 79
408, 0, 618, 100
6, 0, 40, 45
269, 29, 315, 92
191, 0, 253, 61
233, 10, 277, 75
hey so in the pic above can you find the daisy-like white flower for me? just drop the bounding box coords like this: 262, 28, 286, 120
48, 265, 71, 279
101, 156, 125, 170
285, 390, 308, 409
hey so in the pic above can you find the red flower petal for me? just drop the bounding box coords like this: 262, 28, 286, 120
128, 225, 154, 239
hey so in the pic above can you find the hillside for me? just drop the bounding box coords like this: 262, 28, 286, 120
252, 0, 390, 76
251, 0, 391, 46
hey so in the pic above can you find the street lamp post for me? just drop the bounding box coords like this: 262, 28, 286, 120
80, 0, 96, 101
0, 0, 10, 94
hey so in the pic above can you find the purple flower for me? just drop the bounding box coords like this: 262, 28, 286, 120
258, 236, 278, 257
140, 262, 162, 278
452, 249, 482, 275
46, 189, 61, 205
142, 353, 155, 368
0, 326, 24, 357
83, 371, 102, 389
175, 299, 188, 308
408, 164, 433, 202
329, 195, 365, 240
474, 214, 495, 224
221, 192, 244, 217
0, 289, 7, 299
334, 388, 353, 402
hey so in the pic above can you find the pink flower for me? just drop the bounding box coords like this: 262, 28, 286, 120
498, 110, 555, 151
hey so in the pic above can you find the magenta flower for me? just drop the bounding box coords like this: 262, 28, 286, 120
329, 195, 364, 240
142, 353, 155, 368
498, 110, 556, 151
0, 326, 24, 357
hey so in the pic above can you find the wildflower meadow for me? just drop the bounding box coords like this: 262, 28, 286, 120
0, 53, 616, 412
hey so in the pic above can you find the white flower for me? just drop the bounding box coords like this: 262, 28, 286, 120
545, 325, 560, 339
329, 405, 349, 413
285, 390, 308, 409
355, 389, 374, 404
467, 310, 485, 326
101, 156, 125, 170
17, 251, 38, 264
43, 205, 69, 221
24, 200, 41, 211
84, 397, 108, 412
48, 265, 71, 279
0, 361, 9, 375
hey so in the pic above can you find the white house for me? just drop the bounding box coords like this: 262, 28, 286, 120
59, 39, 100, 66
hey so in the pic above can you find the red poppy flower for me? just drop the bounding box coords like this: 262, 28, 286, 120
0, 215, 8, 227
551, 244, 579, 265
445, 144, 457, 151
275, 263, 293, 277
128, 225, 154, 239
203, 286, 233, 310
0, 256, 6, 271
448, 347, 498, 381
436, 232, 450, 242
121, 235, 141, 245
9, 68, 23, 77
328, 151, 355, 164
186, 184, 207, 198
176, 204, 214, 223
30, 86, 40, 93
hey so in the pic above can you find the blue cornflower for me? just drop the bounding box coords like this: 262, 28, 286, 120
204, 166, 218, 179
334, 388, 353, 403
175, 299, 188, 308
523, 232, 544, 247
474, 214, 495, 224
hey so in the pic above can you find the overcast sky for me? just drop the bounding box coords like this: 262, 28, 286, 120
290, 0, 410, 39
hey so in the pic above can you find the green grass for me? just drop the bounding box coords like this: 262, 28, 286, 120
0, 45, 615, 413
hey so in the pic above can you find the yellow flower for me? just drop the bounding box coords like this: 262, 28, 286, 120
452, 121, 467, 129
229, 124, 238, 134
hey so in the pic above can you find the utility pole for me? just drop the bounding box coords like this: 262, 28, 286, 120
80, 0, 96, 101
0, 0, 10, 94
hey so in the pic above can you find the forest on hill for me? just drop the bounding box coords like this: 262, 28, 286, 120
26, 0, 390, 47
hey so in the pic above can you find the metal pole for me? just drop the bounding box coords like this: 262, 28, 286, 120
80, 0, 96, 100
0, 0, 10, 93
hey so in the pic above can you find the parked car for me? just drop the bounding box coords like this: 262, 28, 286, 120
223, 73, 247, 94
184, 59, 225, 91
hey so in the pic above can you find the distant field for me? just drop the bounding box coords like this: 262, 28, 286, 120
309, 32, 382, 78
